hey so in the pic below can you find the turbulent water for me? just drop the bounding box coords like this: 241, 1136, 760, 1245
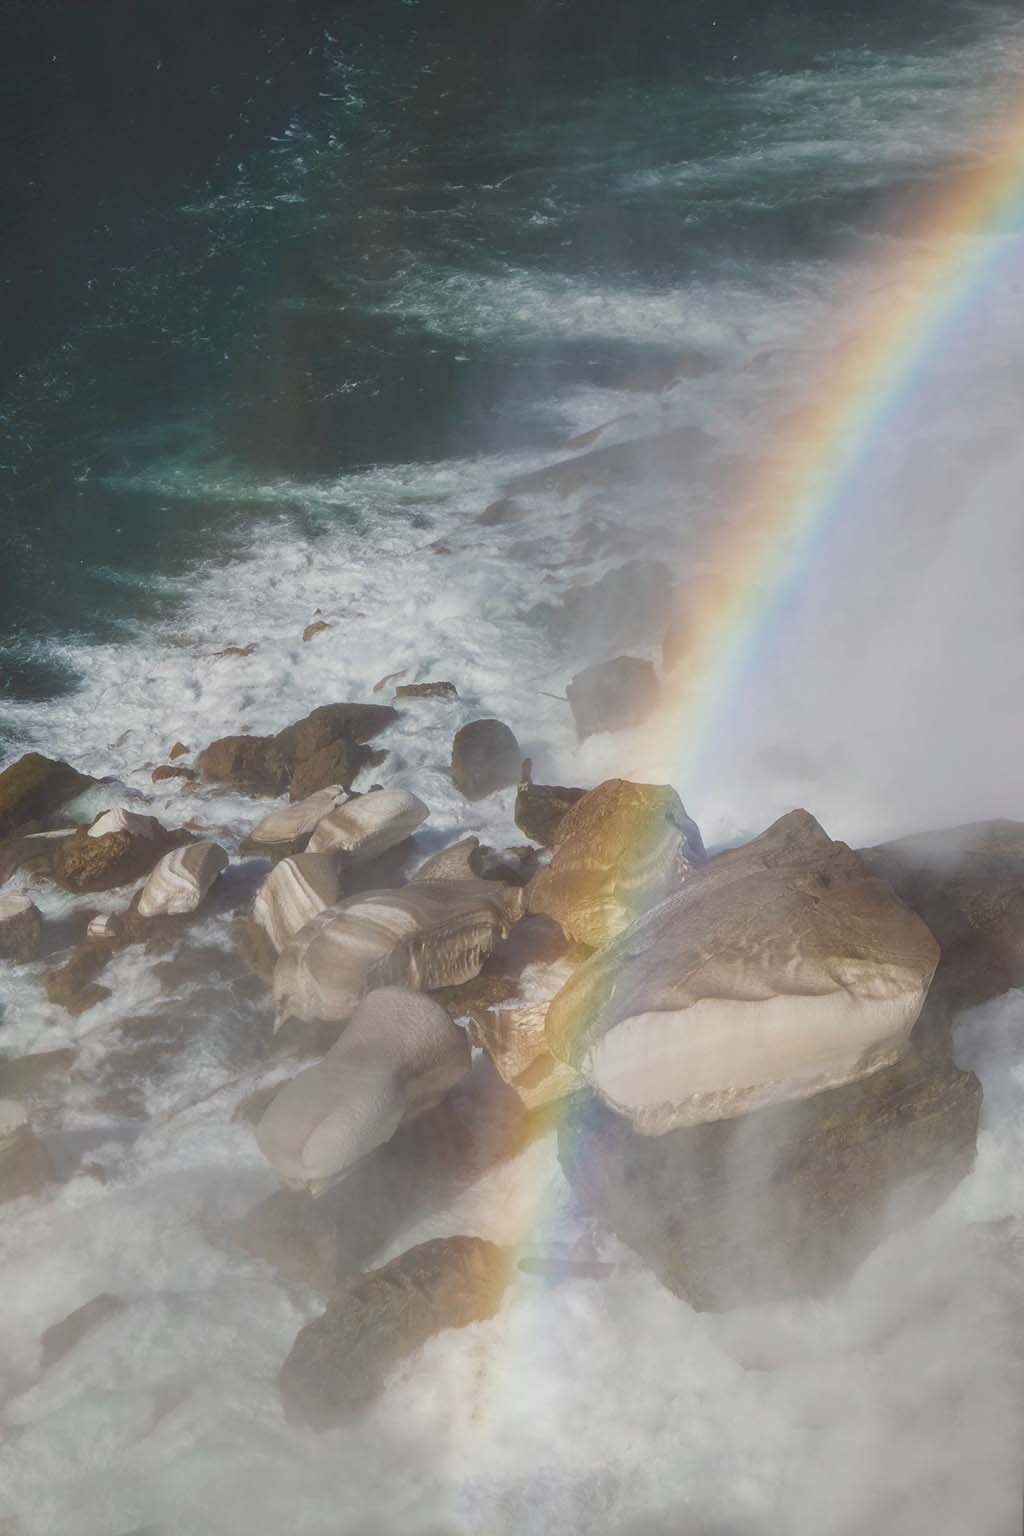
3, 1, 1024, 1531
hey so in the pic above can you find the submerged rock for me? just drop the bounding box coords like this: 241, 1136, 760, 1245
278, 1236, 509, 1429
566, 655, 659, 741
546, 810, 941, 1134
559, 1042, 980, 1310
252, 852, 342, 953
256, 988, 471, 1193
0, 894, 43, 963
528, 778, 705, 948
514, 761, 586, 847
306, 787, 429, 861
0, 753, 95, 840
242, 787, 350, 860
40, 1293, 124, 1370
136, 841, 228, 918
273, 879, 521, 1027
0, 1102, 55, 1203
451, 718, 522, 801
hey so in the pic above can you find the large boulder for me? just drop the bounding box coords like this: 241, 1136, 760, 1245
859, 819, 1024, 1017
278, 1236, 509, 1429
53, 813, 186, 895
0, 894, 43, 963
527, 778, 705, 948
451, 719, 522, 801
199, 702, 397, 796
546, 810, 941, 1134
255, 988, 471, 1193
306, 788, 429, 861
0, 1102, 55, 1203
566, 656, 659, 741
0, 753, 95, 839
273, 879, 522, 1028
559, 1042, 980, 1310
241, 787, 350, 861
135, 842, 228, 918
252, 852, 342, 953
514, 761, 586, 847
288, 738, 378, 802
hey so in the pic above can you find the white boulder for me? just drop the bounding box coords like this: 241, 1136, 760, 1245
136, 841, 228, 918
87, 808, 161, 840
253, 852, 341, 953
246, 787, 349, 855
306, 787, 429, 860
255, 987, 471, 1193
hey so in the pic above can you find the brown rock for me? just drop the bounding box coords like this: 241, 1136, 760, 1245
0, 829, 74, 887
394, 681, 458, 700
559, 1041, 980, 1310
287, 738, 378, 802
0, 894, 43, 963
0, 1105, 55, 1203
566, 655, 659, 741
302, 621, 332, 643
451, 718, 522, 801
168, 742, 190, 761
0, 753, 95, 840
151, 764, 197, 784
199, 703, 398, 797
53, 822, 185, 895
40, 1293, 124, 1370
43, 941, 116, 1015
212, 643, 257, 659
372, 670, 407, 694
278, 1236, 509, 1429
514, 761, 586, 847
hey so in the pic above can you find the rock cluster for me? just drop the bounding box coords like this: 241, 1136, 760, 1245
199, 701, 397, 797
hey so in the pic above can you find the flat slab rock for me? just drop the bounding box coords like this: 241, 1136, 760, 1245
278, 1236, 509, 1430
559, 1041, 981, 1310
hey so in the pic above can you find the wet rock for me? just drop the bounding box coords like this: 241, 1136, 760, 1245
43, 942, 115, 1016
88, 808, 162, 840
504, 424, 709, 499
199, 702, 397, 796
394, 681, 458, 700
477, 496, 527, 526
273, 879, 522, 1028
196, 734, 275, 791
559, 1041, 980, 1310
302, 621, 332, 643
242, 787, 350, 861
514, 761, 586, 847
413, 836, 483, 882
151, 764, 197, 784
859, 818, 1024, 1019
528, 560, 675, 658
0, 1049, 75, 1102
0, 1102, 55, 1203
528, 778, 705, 947
256, 988, 471, 1193
86, 913, 122, 942
475, 844, 539, 887
40, 1293, 124, 1370
136, 841, 228, 918
306, 788, 429, 861
168, 743, 190, 761
289, 737, 382, 801
0, 829, 75, 887
566, 655, 659, 741
278, 1236, 509, 1429
54, 816, 187, 895
546, 810, 941, 1134
460, 962, 583, 1110
252, 852, 341, 953
451, 718, 522, 801
0, 894, 43, 963
0, 753, 95, 840
237, 920, 279, 987
373, 670, 407, 694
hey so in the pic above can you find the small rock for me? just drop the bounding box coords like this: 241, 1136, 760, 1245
0, 753, 96, 840
0, 894, 43, 963
302, 621, 332, 643
86, 912, 122, 942
451, 719, 522, 801
256, 988, 471, 1193
514, 762, 586, 847
151, 765, 197, 784
168, 743, 190, 761
40, 1293, 124, 1370
373, 670, 407, 694
0, 1102, 55, 1203
394, 681, 458, 701
136, 842, 228, 919
278, 1236, 509, 1429
566, 656, 659, 741
212, 643, 257, 659
306, 788, 429, 861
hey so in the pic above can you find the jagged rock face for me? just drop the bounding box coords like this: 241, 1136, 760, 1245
546, 810, 941, 1134
566, 655, 659, 741
199, 702, 398, 796
528, 778, 706, 948
0, 752, 95, 840
859, 818, 1024, 1017
451, 719, 522, 801
514, 776, 586, 847
243, 787, 350, 859
54, 817, 185, 895
559, 1042, 980, 1310
136, 841, 228, 918
413, 836, 482, 882
273, 879, 520, 1027
0, 894, 43, 963
0, 1102, 55, 1204
252, 852, 341, 952
256, 988, 471, 1192
278, 1236, 509, 1429
306, 788, 429, 861
288, 739, 378, 802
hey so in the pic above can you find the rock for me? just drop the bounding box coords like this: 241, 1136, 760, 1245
413, 836, 483, 882
566, 656, 659, 741
504, 425, 709, 500
546, 810, 941, 1134
43, 942, 115, 1016
0, 828, 74, 887
528, 778, 705, 948
40, 1293, 124, 1370
477, 496, 526, 526
528, 561, 675, 657
273, 879, 522, 1028
0, 1049, 75, 1101
303, 621, 331, 643
288, 738, 379, 801
461, 961, 583, 1110
237, 919, 279, 987
451, 719, 522, 801
242, 787, 350, 860
168, 743, 189, 761
54, 815, 186, 895
372, 670, 407, 693
278, 1236, 509, 1429
559, 1041, 980, 1309
196, 734, 276, 791
0, 753, 95, 840
151, 764, 197, 784
394, 681, 458, 701
136, 842, 229, 919
475, 845, 539, 886
86, 913, 122, 942
306, 788, 429, 861
271, 702, 399, 767
0, 1102, 55, 1203
514, 761, 586, 847
252, 852, 341, 953
199, 702, 398, 796
87, 808, 162, 840
0, 894, 43, 963
256, 988, 471, 1193
858, 819, 1024, 1017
